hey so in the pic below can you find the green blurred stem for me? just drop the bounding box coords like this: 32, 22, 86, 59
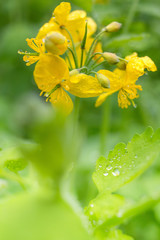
96, 196, 160, 231
0, 170, 26, 190
73, 97, 80, 137
100, 100, 110, 155
123, 0, 139, 33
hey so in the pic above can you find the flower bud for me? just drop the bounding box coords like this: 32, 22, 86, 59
69, 69, 79, 76
45, 31, 68, 55
104, 21, 122, 33
117, 61, 127, 70
103, 52, 119, 64
97, 73, 110, 88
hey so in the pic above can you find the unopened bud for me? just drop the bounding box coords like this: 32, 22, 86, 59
103, 52, 119, 64
104, 21, 122, 33
45, 31, 67, 55
117, 60, 127, 70
69, 69, 79, 76
97, 73, 110, 88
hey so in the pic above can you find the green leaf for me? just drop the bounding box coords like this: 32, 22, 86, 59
4, 159, 27, 173
138, 3, 160, 18
85, 192, 124, 226
95, 229, 134, 240
104, 33, 148, 48
93, 127, 160, 193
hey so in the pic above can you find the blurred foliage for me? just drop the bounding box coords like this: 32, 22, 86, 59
0, 0, 160, 239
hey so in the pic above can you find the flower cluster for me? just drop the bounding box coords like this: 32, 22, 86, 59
19, 2, 157, 114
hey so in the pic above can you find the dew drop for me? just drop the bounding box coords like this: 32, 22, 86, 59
90, 204, 94, 208
103, 172, 108, 176
106, 165, 112, 171
99, 164, 102, 168
112, 168, 120, 176
134, 155, 138, 158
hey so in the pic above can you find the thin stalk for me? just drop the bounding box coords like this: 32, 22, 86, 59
80, 49, 84, 68
80, 22, 88, 68
88, 60, 106, 73
66, 52, 73, 70
100, 100, 110, 155
123, 0, 140, 34
85, 31, 104, 66
86, 52, 103, 67
68, 47, 78, 69
62, 27, 79, 68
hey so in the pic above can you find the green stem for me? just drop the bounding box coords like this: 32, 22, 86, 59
80, 48, 84, 68
0, 169, 27, 190
96, 197, 160, 231
85, 31, 104, 66
80, 22, 88, 68
88, 60, 106, 73
67, 47, 78, 69
66, 51, 73, 70
100, 100, 110, 155
62, 27, 79, 68
123, 0, 139, 34
86, 52, 103, 67
72, 97, 80, 139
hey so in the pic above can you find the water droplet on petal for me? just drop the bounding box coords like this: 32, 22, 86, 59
106, 165, 112, 171
112, 168, 120, 176
103, 172, 108, 176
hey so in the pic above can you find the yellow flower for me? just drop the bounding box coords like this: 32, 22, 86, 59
33, 54, 73, 114
33, 54, 104, 114
95, 53, 157, 108
37, 2, 86, 43
22, 38, 45, 66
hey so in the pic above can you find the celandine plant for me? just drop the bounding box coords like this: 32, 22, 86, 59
19, 2, 157, 114
0, 2, 159, 240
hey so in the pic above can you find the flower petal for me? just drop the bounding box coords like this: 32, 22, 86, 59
54, 2, 71, 26
64, 73, 104, 98
141, 56, 157, 72
23, 55, 40, 66
95, 91, 116, 107
36, 22, 59, 40
34, 54, 69, 92
26, 38, 45, 53
67, 10, 86, 31
50, 87, 73, 115
126, 57, 145, 82
87, 17, 97, 37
